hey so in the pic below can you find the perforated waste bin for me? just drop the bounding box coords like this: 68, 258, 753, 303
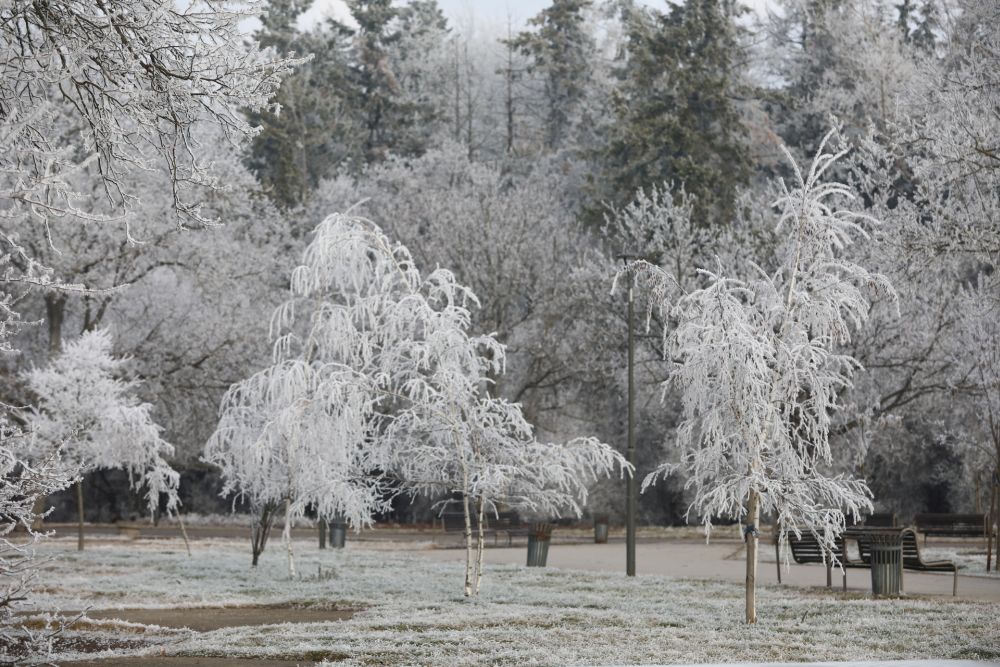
868, 532, 903, 595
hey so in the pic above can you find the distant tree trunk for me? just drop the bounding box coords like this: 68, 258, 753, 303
453, 40, 462, 143
464, 43, 474, 160
76, 478, 85, 551
45, 293, 66, 357
318, 519, 327, 549
503, 21, 516, 154
32, 294, 68, 530
745, 489, 760, 624
251, 502, 276, 567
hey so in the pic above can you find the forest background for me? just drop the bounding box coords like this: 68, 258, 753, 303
4, 0, 997, 529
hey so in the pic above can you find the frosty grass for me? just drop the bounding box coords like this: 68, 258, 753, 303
26, 537, 1000, 665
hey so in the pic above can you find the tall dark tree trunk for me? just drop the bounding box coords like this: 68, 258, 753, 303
45, 293, 66, 357
30, 294, 68, 530
251, 502, 276, 567
76, 479, 85, 551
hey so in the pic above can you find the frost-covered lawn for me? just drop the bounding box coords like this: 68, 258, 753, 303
33, 538, 1000, 665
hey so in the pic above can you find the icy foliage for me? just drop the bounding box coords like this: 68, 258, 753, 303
635, 132, 895, 622
0, 414, 72, 665
0, 0, 300, 226
207, 213, 625, 589
20, 329, 179, 516
310, 145, 622, 438
951, 273, 1000, 480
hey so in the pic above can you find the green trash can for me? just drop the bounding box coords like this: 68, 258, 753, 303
526, 523, 552, 567
868, 532, 903, 595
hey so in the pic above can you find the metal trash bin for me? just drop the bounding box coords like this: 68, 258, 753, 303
329, 521, 347, 549
594, 515, 609, 544
869, 532, 903, 595
526, 523, 552, 567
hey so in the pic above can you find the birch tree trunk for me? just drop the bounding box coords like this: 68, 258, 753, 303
283, 498, 297, 579
745, 489, 760, 624
474, 498, 486, 596
462, 487, 474, 597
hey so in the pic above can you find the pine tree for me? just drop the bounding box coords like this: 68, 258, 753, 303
593, 0, 751, 227
246, 0, 358, 209
511, 0, 596, 152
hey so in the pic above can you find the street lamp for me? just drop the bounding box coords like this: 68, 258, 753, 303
619, 253, 640, 577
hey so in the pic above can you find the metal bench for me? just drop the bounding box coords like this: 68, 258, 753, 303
775, 532, 867, 589
901, 527, 959, 595
913, 513, 987, 544
441, 510, 529, 546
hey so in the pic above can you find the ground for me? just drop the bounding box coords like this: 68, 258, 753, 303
19, 525, 1000, 666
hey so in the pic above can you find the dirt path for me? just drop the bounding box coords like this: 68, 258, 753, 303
64, 658, 315, 667
84, 606, 354, 632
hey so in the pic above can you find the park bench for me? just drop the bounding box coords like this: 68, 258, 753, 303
862, 512, 897, 527
775, 532, 867, 590
901, 528, 959, 595
115, 522, 142, 540
441, 510, 530, 546
913, 513, 987, 544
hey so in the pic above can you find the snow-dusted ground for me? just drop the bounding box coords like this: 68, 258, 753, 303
31, 536, 1000, 665
637, 663, 998, 667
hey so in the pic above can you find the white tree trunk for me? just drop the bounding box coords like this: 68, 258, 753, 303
283, 498, 297, 579
462, 487, 474, 597
474, 498, 486, 596
745, 489, 760, 624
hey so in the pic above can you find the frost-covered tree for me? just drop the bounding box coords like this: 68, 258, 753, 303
207, 212, 625, 587
0, 0, 299, 226
0, 415, 71, 664
309, 146, 622, 438
389, 338, 626, 596
635, 132, 892, 623
20, 329, 179, 550
206, 212, 464, 575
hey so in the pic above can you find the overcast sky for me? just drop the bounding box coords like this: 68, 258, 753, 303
292, 0, 774, 33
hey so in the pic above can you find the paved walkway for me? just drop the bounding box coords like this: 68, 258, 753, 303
408, 540, 1000, 602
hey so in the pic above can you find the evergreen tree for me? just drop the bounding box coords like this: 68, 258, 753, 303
593, 0, 751, 228
246, 0, 358, 209
337, 0, 409, 163
512, 0, 596, 152
390, 1, 453, 154
247, 0, 447, 208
